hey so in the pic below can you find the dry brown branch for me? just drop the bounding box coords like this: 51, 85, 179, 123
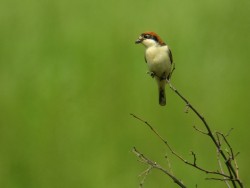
131, 80, 244, 187
193, 125, 208, 135
130, 113, 231, 178
166, 81, 243, 188
216, 131, 241, 181
132, 147, 186, 188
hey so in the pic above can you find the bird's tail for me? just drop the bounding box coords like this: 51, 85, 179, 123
158, 81, 166, 106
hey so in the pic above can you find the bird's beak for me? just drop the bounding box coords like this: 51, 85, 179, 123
135, 36, 143, 44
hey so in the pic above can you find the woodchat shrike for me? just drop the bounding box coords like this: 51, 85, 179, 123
135, 31, 173, 106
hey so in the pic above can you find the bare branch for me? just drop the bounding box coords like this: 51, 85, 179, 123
216, 132, 234, 160
193, 125, 208, 135
165, 154, 174, 175
216, 131, 241, 181
233, 153, 240, 180
206, 177, 238, 182
132, 147, 186, 188
130, 113, 170, 148
138, 166, 153, 188
131, 78, 244, 187
130, 114, 231, 178
225, 128, 234, 137
166, 81, 244, 188
191, 151, 197, 166
216, 148, 231, 188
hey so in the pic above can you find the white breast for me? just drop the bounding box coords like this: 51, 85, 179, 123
145, 46, 171, 77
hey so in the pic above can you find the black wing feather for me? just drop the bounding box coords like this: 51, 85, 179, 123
168, 49, 173, 64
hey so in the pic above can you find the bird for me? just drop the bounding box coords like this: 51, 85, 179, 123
135, 31, 173, 106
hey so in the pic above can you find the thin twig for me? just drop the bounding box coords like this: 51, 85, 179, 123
206, 177, 238, 182
215, 132, 232, 187
191, 151, 197, 166
216, 147, 231, 188
215, 132, 237, 188
216, 131, 241, 181
132, 147, 186, 188
138, 166, 152, 188
165, 154, 174, 175
216, 132, 234, 160
130, 113, 231, 178
166, 81, 244, 188
225, 128, 234, 137
193, 125, 208, 135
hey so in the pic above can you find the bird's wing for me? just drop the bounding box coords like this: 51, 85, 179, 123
167, 48, 175, 80
168, 48, 173, 64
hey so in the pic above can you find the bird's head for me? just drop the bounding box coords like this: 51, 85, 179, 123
135, 32, 166, 47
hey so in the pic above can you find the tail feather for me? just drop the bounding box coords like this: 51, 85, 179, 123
159, 87, 166, 106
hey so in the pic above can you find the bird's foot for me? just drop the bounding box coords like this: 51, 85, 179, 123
147, 71, 155, 78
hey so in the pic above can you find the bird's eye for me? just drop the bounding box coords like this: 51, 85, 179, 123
144, 34, 150, 39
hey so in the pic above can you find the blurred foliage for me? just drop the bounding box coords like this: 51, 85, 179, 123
0, 0, 250, 187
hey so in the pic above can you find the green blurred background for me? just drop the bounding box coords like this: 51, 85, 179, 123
0, 0, 249, 187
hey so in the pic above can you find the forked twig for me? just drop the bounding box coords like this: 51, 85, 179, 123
130, 113, 231, 178
166, 81, 243, 188
138, 165, 152, 187
132, 147, 186, 188
131, 79, 243, 187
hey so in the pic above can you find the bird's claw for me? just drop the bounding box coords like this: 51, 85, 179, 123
147, 71, 155, 78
